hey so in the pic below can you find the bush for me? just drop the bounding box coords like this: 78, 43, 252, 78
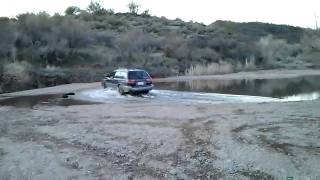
0, 61, 34, 92
163, 33, 187, 58
3, 61, 32, 83
59, 18, 93, 48
117, 30, 160, 55
65, 6, 81, 15
256, 35, 301, 68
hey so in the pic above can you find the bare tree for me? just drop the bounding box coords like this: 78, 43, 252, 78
127, 2, 140, 14
87, 1, 108, 15
315, 13, 319, 30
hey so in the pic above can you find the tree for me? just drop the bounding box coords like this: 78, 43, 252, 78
65, 6, 81, 15
0, 18, 16, 62
315, 14, 319, 30
127, 2, 140, 14
106, 9, 115, 14
141, 9, 150, 17
87, 1, 107, 16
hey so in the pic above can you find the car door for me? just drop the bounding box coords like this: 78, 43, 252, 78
105, 71, 116, 88
113, 71, 126, 87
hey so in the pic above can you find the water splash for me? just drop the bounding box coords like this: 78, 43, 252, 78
76, 88, 280, 104
281, 92, 320, 102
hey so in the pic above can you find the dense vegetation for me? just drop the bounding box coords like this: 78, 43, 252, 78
0, 1, 319, 93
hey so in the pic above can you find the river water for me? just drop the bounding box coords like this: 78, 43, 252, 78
154, 75, 320, 101
1, 76, 320, 108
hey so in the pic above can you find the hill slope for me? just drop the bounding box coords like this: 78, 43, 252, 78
0, 9, 319, 93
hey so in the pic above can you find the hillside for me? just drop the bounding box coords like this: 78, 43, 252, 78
0, 3, 320, 93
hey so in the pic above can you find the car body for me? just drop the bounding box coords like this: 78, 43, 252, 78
102, 69, 154, 95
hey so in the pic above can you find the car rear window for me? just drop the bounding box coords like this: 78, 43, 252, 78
128, 71, 149, 79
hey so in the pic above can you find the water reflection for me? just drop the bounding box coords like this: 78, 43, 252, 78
155, 76, 320, 99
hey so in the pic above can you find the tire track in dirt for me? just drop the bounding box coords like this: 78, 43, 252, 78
178, 117, 224, 179
8, 130, 166, 179
231, 117, 320, 156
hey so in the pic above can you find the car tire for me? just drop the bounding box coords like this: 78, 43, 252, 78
102, 82, 107, 89
141, 90, 149, 94
118, 85, 125, 95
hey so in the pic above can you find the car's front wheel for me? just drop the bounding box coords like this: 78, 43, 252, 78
102, 82, 107, 89
118, 85, 125, 95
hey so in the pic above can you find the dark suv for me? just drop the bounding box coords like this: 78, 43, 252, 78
102, 69, 154, 95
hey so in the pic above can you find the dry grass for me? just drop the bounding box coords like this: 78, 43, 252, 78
185, 57, 257, 76
185, 62, 235, 76
3, 61, 32, 83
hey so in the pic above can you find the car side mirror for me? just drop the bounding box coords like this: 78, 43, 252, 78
105, 73, 111, 78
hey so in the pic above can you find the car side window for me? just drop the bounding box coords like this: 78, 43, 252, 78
114, 71, 126, 79
121, 72, 128, 79
109, 71, 115, 78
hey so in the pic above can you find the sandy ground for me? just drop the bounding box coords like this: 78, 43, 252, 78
0, 69, 320, 180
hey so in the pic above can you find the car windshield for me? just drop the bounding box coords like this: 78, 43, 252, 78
128, 71, 149, 79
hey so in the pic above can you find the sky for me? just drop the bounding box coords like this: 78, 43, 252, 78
0, 0, 320, 28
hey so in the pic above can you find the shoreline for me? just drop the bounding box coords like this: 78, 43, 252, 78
1, 69, 320, 97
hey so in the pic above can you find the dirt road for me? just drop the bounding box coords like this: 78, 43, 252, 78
1, 70, 320, 179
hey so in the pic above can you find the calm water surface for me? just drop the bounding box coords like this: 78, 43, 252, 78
155, 76, 320, 100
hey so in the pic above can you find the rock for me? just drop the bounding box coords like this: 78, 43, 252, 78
169, 169, 178, 176
72, 161, 80, 169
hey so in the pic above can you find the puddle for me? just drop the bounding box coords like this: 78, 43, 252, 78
155, 75, 320, 100
0, 94, 99, 108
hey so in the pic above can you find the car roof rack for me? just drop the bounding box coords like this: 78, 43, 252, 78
115, 68, 145, 72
